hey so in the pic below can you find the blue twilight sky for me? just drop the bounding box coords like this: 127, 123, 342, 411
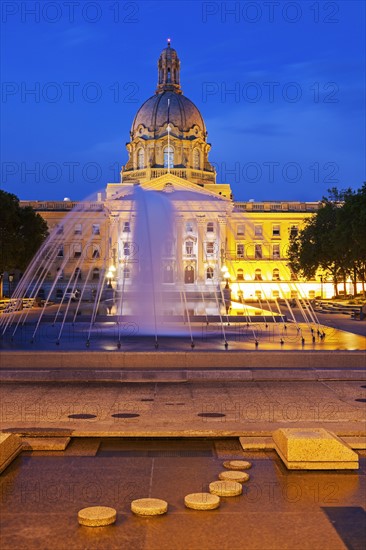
1, 0, 365, 202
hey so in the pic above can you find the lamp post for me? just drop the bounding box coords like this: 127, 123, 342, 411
8, 273, 14, 298
222, 268, 231, 314
224, 270, 230, 290
319, 274, 324, 299
106, 265, 116, 289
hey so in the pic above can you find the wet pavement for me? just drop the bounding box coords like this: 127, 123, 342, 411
1, 380, 365, 436
1, 438, 365, 550
1, 320, 365, 351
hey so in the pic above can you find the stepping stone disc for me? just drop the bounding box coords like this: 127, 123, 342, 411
219, 470, 250, 483
78, 506, 116, 527
209, 480, 242, 497
223, 460, 252, 470
184, 493, 220, 510
131, 498, 168, 516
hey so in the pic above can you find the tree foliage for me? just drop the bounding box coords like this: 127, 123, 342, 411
288, 184, 366, 296
0, 190, 48, 273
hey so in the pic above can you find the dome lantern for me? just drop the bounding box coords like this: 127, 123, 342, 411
156, 39, 182, 95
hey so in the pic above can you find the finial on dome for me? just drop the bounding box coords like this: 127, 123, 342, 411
167, 38, 171, 47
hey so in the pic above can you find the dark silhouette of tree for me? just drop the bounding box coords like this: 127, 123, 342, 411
0, 191, 48, 273
288, 185, 366, 298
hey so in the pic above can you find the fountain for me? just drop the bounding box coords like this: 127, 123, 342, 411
0, 185, 294, 350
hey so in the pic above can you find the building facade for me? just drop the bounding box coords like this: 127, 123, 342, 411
17, 42, 335, 303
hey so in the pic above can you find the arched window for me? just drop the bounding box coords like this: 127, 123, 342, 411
254, 269, 262, 281
92, 268, 100, 281
184, 265, 195, 284
193, 149, 200, 169
237, 269, 244, 281
137, 148, 144, 169
163, 264, 174, 283
206, 267, 214, 280
272, 268, 280, 281
164, 146, 174, 168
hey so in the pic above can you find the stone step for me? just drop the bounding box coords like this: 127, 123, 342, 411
272, 428, 359, 470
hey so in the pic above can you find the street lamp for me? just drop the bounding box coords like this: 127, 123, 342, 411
222, 270, 231, 315
319, 274, 324, 299
8, 273, 14, 298
224, 270, 231, 289
106, 265, 116, 288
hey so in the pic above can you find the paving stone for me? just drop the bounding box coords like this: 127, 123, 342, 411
209, 480, 242, 496
218, 470, 250, 483
78, 506, 117, 527
223, 460, 252, 470
131, 498, 168, 516
184, 493, 220, 510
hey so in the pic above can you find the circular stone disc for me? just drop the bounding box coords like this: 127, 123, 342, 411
131, 498, 168, 516
209, 480, 242, 497
219, 470, 250, 483
223, 460, 252, 470
78, 506, 116, 527
184, 493, 220, 510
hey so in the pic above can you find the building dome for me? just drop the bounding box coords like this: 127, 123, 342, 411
122, 41, 216, 185
131, 91, 206, 138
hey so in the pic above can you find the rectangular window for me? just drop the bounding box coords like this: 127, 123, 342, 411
92, 224, 100, 235
273, 244, 280, 259
57, 245, 64, 257
255, 244, 262, 259
56, 225, 63, 235
123, 221, 130, 233
123, 242, 130, 256
206, 242, 215, 255
74, 223, 82, 235
254, 224, 263, 237
272, 224, 281, 237
185, 241, 194, 255
236, 244, 244, 258
73, 243, 82, 258
290, 290, 298, 298
207, 222, 214, 233
237, 224, 245, 236
290, 225, 299, 237
185, 221, 194, 233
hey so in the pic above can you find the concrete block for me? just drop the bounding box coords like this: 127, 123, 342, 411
273, 428, 359, 470
0, 433, 22, 474
239, 436, 275, 450
22, 436, 71, 451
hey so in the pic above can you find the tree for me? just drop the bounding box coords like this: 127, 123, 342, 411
336, 183, 366, 296
288, 185, 366, 298
0, 191, 48, 274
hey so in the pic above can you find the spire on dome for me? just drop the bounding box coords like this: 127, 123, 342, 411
156, 40, 182, 95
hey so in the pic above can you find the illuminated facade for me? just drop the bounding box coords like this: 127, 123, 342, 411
18, 42, 337, 302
